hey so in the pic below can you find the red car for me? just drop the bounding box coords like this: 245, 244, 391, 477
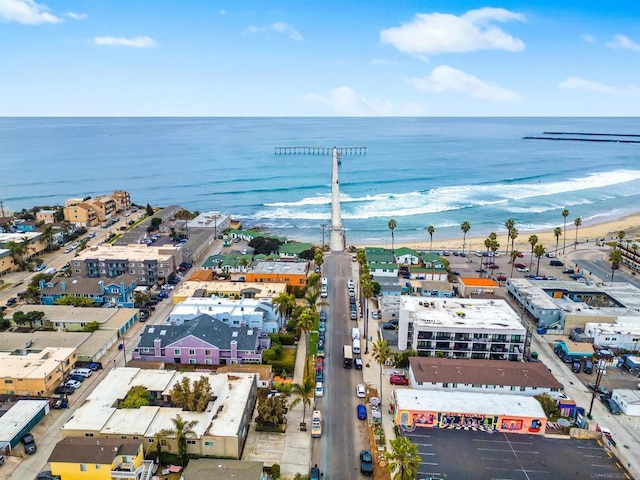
316, 357, 323, 369
514, 262, 527, 269
487, 264, 499, 269
390, 375, 409, 386
517, 252, 524, 257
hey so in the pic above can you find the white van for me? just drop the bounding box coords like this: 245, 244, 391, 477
352, 339, 361, 354
321, 277, 328, 286
351, 328, 360, 341
69, 368, 93, 378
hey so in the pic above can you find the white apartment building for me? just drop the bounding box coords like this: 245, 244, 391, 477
166, 296, 281, 333
584, 320, 640, 351
398, 297, 526, 361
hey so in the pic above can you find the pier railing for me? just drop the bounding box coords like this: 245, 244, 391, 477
274, 146, 366, 155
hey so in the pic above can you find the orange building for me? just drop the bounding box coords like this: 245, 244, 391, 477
244, 261, 308, 288
457, 277, 499, 296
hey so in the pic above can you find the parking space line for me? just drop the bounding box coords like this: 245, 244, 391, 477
477, 448, 538, 454
413, 442, 433, 447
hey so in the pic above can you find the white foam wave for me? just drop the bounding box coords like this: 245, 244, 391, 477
264, 192, 391, 207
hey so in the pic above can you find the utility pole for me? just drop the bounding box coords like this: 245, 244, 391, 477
587, 359, 607, 419
321, 224, 326, 249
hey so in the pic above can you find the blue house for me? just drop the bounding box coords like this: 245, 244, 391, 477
39, 274, 138, 307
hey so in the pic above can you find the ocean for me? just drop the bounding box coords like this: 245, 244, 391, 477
1, 117, 639, 246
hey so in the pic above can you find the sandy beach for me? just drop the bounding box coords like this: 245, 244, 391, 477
362, 212, 640, 254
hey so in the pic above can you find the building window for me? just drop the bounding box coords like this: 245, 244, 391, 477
84, 433, 94, 437
189, 349, 195, 355
4, 379, 13, 384
80, 464, 87, 472
204, 350, 211, 356
174, 349, 181, 355
205, 441, 214, 446
189, 359, 196, 365
96, 464, 101, 469
205, 359, 212, 365
187, 440, 196, 445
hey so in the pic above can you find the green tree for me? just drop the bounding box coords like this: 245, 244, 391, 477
306, 272, 321, 293
553, 227, 562, 255
371, 337, 390, 406
427, 225, 435, 253
534, 393, 561, 418
13, 310, 45, 328
40, 223, 56, 252
82, 321, 101, 332
255, 395, 287, 427
121, 385, 153, 408
533, 243, 546, 275
55, 296, 96, 307
297, 308, 316, 374
617, 230, 625, 242
273, 292, 296, 323
169, 376, 212, 412
609, 248, 623, 284
146, 203, 154, 216
160, 414, 198, 466
388, 219, 397, 252
134, 291, 151, 307
290, 374, 315, 424
314, 248, 324, 269
460, 221, 471, 256
509, 227, 519, 254
528, 234, 538, 269
510, 250, 519, 277
385, 436, 422, 480
504, 218, 515, 254
561, 208, 569, 254
574, 217, 582, 249
23, 284, 42, 304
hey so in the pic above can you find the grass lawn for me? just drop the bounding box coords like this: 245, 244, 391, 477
280, 346, 297, 375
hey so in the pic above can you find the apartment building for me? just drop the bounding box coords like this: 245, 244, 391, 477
63, 191, 131, 226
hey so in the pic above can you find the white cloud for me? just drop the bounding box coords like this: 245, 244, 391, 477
93, 36, 156, 48
380, 7, 525, 57
582, 34, 595, 43
0, 0, 61, 24
370, 58, 395, 66
67, 12, 87, 20
244, 21, 303, 41
406, 65, 523, 102
606, 34, 640, 52
558, 77, 618, 94
302, 86, 423, 116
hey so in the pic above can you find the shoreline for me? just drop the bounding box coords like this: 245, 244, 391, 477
358, 212, 640, 253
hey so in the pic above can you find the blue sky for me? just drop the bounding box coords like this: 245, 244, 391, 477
0, 0, 638, 116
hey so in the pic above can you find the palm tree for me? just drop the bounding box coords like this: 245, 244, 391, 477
573, 217, 582, 249
504, 219, 515, 254
385, 436, 422, 480
290, 374, 315, 424
528, 235, 538, 270
561, 208, 569, 254
304, 290, 320, 310
617, 230, 626, 243
151, 430, 165, 464
40, 224, 55, 252
273, 292, 295, 324
490, 238, 500, 263
427, 225, 435, 253
509, 228, 518, 254
460, 221, 471, 256
609, 248, 622, 284
371, 336, 390, 406
297, 308, 316, 374
361, 277, 374, 354
306, 272, 321, 293
388, 219, 397, 252
160, 414, 198, 466
533, 243, 546, 275
510, 250, 519, 277
553, 227, 562, 255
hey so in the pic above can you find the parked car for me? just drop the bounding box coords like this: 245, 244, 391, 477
6, 297, 17, 307
487, 263, 499, 269
69, 374, 85, 383
54, 385, 75, 395
550, 259, 564, 266
357, 404, 367, 420
588, 382, 611, 397
350, 310, 357, 320
563, 268, 575, 274
315, 368, 323, 382
64, 379, 82, 389
390, 374, 409, 385
319, 310, 327, 321
371, 311, 379, 320
347, 279, 354, 288
21, 433, 36, 454
356, 384, 366, 398
382, 322, 396, 330
315, 382, 324, 397
517, 267, 530, 272
360, 450, 374, 476
475, 267, 487, 273
572, 361, 582, 373
601, 396, 622, 415
514, 262, 527, 269
37, 471, 61, 480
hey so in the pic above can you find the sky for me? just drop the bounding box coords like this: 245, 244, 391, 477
0, 0, 639, 116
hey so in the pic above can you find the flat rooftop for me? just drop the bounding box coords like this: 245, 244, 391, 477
169, 296, 273, 318
395, 389, 546, 418
76, 244, 179, 261
11, 305, 137, 328
586, 321, 640, 335
249, 261, 308, 275
401, 297, 524, 331
0, 232, 41, 244
0, 347, 76, 379
174, 280, 286, 300
0, 400, 49, 442
0, 331, 90, 352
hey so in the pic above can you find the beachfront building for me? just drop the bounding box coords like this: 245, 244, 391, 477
63, 201, 98, 227
278, 242, 314, 260
408, 357, 563, 396
72, 244, 182, 286
172, 278, 287, 304
0, 347, 76, 397
48, 437, 151, 480
394, 247, 421, 265
166, 296, 281, 332
507, 278, 640, 333
244, 260, 308, 289
617, 241, 640, 275
397, 297, 526, 361
60, 367, 258, 459
39, 274, 138, 307
392, 389, 547, 435
132, 314, 267, 365
35, 209, 58, 224
63, 191, 131, 226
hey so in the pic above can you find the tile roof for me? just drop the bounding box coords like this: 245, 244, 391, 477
40, 273, 137, 295
409, 357, 563, 389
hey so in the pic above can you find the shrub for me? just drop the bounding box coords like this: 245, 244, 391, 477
271, 464, 281, 479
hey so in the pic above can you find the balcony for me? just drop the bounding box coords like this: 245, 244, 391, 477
472, 344, 488, 352
454, 334, 470, 341
435, 342, 450, 349
112, 460, 155, 480
453, 343, 469, 351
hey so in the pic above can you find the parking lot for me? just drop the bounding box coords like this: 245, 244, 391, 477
403, 428, 629, 480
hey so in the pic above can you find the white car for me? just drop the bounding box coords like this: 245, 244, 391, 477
371, 311, 379, 320
347, 279, 354, 288
517, 267, 530, 272
64, 379, 82, 389
356, 384, 366, 398
315, 382, 324, 397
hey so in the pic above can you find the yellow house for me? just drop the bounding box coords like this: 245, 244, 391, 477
49, 437, 150, 480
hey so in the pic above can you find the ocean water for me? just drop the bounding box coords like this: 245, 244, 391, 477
1, 117, 639, 246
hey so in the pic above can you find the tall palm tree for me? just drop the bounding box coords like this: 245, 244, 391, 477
304, 290, 321, 310
533, 244, 546, 275
504, 219, 515, 254
510, 250, 519, 277
460, 221, 471, 256
297, 308, 316, 375
361, 277, 374, 354
388, 219, 397, 252
509, 228, 518, 254
306, 272, 321, 293
561, 208, 569, 254
385, 436, 422, 480
617, 230, 626, 243
528, 235, 538, 269
371, 336, 390, 406
573, 217, 582, 249
427, 225, 435, 253
490, 238, 500, 262
553, 227, 562, 255
160, 414, 198, 466
609, 248, 622, 285
40, 224, 55, 252
290, 374, 315, 424
273, 292, 295, 324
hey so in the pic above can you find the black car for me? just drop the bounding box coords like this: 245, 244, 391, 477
360, 449, 374, 476
69, 374, 85, 383
382, 322, 396, 330
601, 396, 622, 415
37, 472, 61, 480
54, 385, 75, 395
21, 433, 36, 454
319, 310, 327, 321
588, 382, 611, 397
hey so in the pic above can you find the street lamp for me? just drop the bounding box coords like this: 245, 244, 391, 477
587, 359, 607, 419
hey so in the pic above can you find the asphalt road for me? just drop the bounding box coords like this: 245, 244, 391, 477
313, 252, 369, 479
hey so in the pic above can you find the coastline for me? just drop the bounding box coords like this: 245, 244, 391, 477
360, 212, 640, 253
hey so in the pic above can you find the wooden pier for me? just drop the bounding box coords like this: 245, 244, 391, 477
274, 146, 366, 155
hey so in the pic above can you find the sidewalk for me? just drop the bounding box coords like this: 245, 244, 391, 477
242, 334, 310, 477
